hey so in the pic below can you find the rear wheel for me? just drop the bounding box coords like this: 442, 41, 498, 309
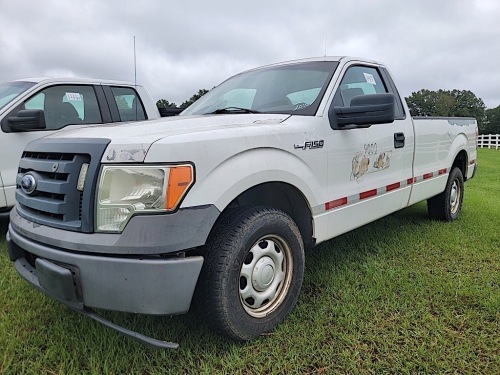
427, 167, 464, 221
199, 207, 305, 341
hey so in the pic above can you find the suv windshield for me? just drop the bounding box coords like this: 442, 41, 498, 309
0, 81, 36, 111
181, 61, 338, 116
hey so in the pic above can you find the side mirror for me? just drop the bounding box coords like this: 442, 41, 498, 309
7, 109, 46, 131
158, 107, 184, 117
329, 93, 395, 128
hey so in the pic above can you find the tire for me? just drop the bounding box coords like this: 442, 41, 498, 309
199, 206, 305, 342
427, 167, 464, 221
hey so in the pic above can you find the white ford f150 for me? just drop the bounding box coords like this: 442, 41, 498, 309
7, 57, 477, 348
0, 77, 161, 218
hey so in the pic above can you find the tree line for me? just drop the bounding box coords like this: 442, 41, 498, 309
405, 89, 499, 134
157, 88, 500, 134
156, 89, 209, 110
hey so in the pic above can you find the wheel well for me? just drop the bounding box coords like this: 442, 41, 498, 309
224, 182, 314, 249
452, 150, 467, 180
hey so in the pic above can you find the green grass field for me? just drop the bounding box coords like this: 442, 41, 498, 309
1, 148, 498, 374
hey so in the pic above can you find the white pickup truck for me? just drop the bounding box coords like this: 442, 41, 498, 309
7, 57, 477, 348
0, 77, 161, 218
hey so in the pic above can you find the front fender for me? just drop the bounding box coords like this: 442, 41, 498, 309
181, 147, 326, 212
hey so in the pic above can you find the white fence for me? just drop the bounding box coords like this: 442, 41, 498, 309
478, 134, 499, 149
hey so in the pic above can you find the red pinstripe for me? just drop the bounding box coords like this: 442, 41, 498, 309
360, 189, 377, 199
386, 182, 400, 192
324, 168, 449, 212
325, 197, 347, 210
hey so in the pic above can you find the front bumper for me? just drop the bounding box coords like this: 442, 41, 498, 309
7, 203, 222, 348
7, 203, 220, 313
8, 225, 203, 315
7, 205, 220, 349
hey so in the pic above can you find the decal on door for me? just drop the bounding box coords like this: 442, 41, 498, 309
350, 143, 392, 183
373, 151, 391, 170
350, 152, 370, 182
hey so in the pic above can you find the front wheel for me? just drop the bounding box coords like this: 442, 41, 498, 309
427, 167, 464, 221
199, 207, 305, 342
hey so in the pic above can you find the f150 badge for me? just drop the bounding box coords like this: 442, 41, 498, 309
294, 140, 324, 150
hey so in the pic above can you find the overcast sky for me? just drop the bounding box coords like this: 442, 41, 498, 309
1, 0, 499, 108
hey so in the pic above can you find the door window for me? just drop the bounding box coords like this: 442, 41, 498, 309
23, 85, 102, 130
24, 92, 45, 111
110, 87, 146, 121
335, 66, 388, 107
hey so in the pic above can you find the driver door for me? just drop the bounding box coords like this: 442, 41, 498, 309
323, 63, 414, 238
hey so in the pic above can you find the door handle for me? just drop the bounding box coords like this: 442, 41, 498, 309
394, 132, 405, 149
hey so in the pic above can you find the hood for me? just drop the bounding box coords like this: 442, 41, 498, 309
48, 113, 290, 162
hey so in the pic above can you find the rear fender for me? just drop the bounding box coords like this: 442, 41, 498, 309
448, 133, 472, 178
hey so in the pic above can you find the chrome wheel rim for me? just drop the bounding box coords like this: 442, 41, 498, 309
239, 235, 293, 318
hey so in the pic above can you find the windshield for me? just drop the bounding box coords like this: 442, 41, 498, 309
0, 81, 36, 111
181, 61, 338, 116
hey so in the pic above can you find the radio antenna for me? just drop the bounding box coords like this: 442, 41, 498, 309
133, 36, 138, 120
133, 36, 137, 87
324, 37, 327, 57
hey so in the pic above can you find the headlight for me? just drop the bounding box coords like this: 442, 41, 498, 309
96, 164, 193, 232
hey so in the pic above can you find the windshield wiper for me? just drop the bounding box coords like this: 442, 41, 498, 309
206, 107, 260, 115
